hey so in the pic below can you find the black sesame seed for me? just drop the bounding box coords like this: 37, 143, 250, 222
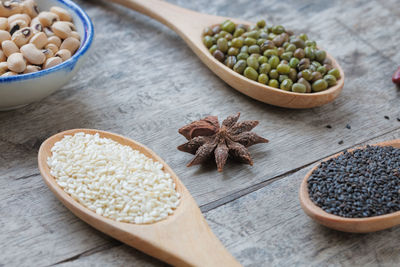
346, 124, 351, 129
308, 145, 400, 218
326, 125, 332, 129
385, 116, 390, 120
338, 140, 344, 145
397, 118, 400, 122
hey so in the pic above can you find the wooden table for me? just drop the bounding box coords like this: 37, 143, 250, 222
1, 0, 400, 265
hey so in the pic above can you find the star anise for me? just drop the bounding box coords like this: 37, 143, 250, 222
177, 113, 268, 172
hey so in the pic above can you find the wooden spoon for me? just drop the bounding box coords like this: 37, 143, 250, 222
299, 140, 400, 233
38, 129, 241, 267
107, 0, 344, 109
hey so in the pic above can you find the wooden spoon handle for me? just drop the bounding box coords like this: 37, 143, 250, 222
138, 195, 242, 266
108, 0, 218, 38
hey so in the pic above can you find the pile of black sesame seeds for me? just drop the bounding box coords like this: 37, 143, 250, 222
308, 145, 400, 218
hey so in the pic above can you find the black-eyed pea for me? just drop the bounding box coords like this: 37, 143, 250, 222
42, 48, 53, 59
51, 21, 72, 39
44, 27, 55, 37
47, 35, 61, 47
0, 2, 23, 17
12, 27, 33, 47
30, 17, 43, 33
0, 50, 5, 62
0, 17, 7, 30
65, 21, 76, 31
9, 20, 28, 35
2, 40, 19, 57
0, 30, 11, 43
45, 43, 58, 54
29, 32, 47, 49
8, 14, 31, 26
7, 52, 26, 73
1, 71, 17, 77
38, 11, 59, 27
43, 56, 62, 69
70, 31, 80, 40
50, 6, 71, 21
0, 62, 8, 75
24, 65, 41, 73
21, 43, 46, 65
22, 0, 39, 18
60, 37, 80, 54
55, 49, 71, 61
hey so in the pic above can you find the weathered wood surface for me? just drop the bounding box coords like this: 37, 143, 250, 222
1, 0, 400, 266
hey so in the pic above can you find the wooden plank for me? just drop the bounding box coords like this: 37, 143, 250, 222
1, 0, 399, 211
55, 127, 400, 266
1, 0, 400, 265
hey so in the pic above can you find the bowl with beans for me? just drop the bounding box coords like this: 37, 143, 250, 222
0, 0, 94, 111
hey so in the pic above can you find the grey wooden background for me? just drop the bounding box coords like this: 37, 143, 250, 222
1, 0, 400, 266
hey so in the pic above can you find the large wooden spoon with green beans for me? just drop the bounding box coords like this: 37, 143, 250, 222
109, 0, 344, 109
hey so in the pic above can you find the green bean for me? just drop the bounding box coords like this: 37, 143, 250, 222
247, 56, 259, 70
280, 79, 293, 91
244, 37, 257, 46
221, 20, 236, 33
298, 77, 312, 93
248, 45, 261, 54
258, 56, 268, 64
268, 55, 280, 69
289, 57, 300, 68
203, 36, 214, 48
237, 52, 249, 60
257, 19, 266, 28
227, 47, 238, 56
281, 52, 293, 61
324, 74, 337, 86
213, 50, 225, 62
233, 59, 247, 74
244, 67, 259, 80
264, 49, 278, 57
259, 63, 271, 74
269, 69, 279, 79
315, 50, 326, 63
217, 38, 228, 53
312, 79, 328, 92
268, 79, 279, 88
209, 44, 218, 55
231, 37, 244, 48
277, 63, 290, 74
292, 83, 307, 93
328, 68, 341, 79
258, 73, 269, 84
225, 56, 237, 68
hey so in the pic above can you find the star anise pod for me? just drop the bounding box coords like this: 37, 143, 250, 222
177, 113, 268, 172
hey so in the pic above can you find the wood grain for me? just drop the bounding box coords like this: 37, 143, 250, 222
1, 0, 400, 265
51, 129, 400, 267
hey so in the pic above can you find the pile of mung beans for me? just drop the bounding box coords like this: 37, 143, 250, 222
0, 0, 80, 76
203, 20, 341, 93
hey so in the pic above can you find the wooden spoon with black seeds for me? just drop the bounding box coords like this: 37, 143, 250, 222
300, 139, 400, 233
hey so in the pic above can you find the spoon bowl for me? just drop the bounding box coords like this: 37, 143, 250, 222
38, 129, 241, 266
299, 139, 400, 233
109, 0, 344, 109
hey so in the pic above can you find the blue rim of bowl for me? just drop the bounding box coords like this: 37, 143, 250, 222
0, 0, 94, 83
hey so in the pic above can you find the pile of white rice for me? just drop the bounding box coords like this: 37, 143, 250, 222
47, 132, 180, 224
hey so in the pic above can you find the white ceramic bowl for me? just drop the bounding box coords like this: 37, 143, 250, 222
0, 0, 94, 111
